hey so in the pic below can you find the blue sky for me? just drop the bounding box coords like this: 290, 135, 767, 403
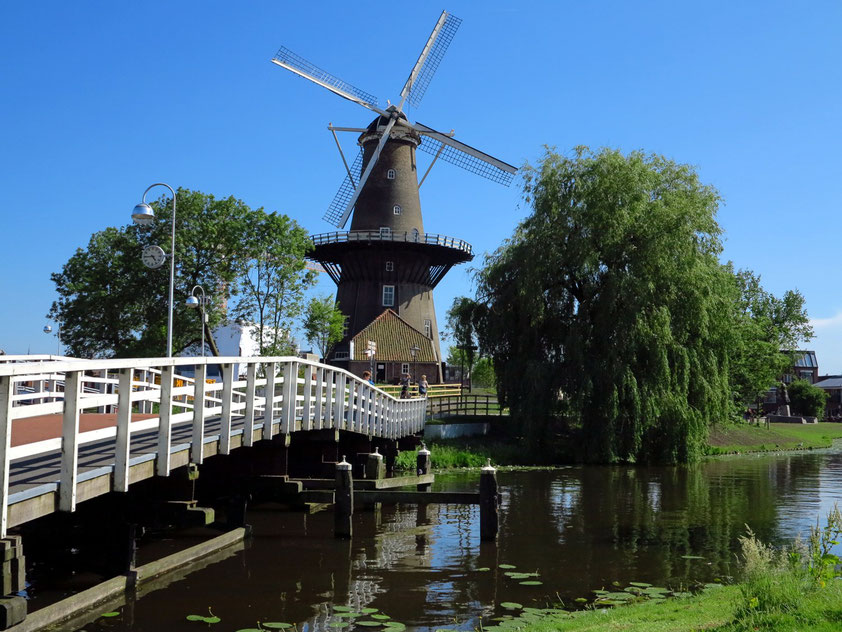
2, 1, 841, 370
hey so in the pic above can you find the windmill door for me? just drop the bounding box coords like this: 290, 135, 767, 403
376, 363, 386, 382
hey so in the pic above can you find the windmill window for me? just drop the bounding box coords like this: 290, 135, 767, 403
385, 261, 394, 272
387, 169, 396, 180
424, 319, 431, 337
379, 227, 391, 239
382, 285, 395, 307
393, 205, 402, 215
343, 316, 350, 337
412, 228, 419, 242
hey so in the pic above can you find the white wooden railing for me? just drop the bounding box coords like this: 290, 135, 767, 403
0, 356, 428, 537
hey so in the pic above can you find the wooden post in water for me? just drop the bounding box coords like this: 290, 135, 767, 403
480, 459, 499, 541
335, 456, 353, 538
416, 443, 431, 492
365, 447, 385, 480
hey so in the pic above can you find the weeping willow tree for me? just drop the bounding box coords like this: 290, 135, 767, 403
475, 147, 738, 463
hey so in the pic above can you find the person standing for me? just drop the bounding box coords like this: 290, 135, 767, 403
400, 372, 411, 399
418, 374, 428, 398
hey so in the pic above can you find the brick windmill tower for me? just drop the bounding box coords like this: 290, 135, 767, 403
271, 11, 515, 382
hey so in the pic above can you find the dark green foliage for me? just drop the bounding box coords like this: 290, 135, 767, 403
49, 188, 313, 358
475, 147, 736, 463
303, 295, 346, 359
787, 379, 828, 418
728, 268, 812, 409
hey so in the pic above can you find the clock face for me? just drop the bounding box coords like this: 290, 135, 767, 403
141, 245, 166, 269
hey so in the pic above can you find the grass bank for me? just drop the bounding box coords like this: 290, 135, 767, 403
399, 422, 842, 471
706, 421, 842, 455
394, 438, 526, 470
487, 581, 842, 632
489, 507, 842, 631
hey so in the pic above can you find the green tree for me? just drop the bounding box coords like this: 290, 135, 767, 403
445, 297, 481, 389
230, 212, 316, 356
729, 268, 813, 408
303, 295, 345, 359
475, 147, 736, 463
49, 189, 312, 358
787, 379, 828, 418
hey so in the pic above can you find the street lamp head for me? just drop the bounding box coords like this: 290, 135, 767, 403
131, 202, 155, 226
185, 295, 200, 309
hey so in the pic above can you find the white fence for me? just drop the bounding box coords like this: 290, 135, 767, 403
0, 356, 427, 537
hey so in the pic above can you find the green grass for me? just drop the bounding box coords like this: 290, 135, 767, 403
706, 422, 842, 455
395, 439, 526, 470
489, 582, 842, 632
500, 508, 842, 632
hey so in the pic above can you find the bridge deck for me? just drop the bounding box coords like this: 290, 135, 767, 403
0, 355, 428, 537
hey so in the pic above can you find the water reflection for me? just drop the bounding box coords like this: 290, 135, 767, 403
76, 450, 842, 632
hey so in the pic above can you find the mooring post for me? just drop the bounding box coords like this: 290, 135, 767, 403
480, 459, 499, 541
335, 456, 353, 538
365, 447, 385, 480
416, 443, 431, 492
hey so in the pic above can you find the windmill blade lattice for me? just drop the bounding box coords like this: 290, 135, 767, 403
403, 12, 462, 109
323, 148, 364, 227
418, 131, 516, 186
273, 46, 379, 108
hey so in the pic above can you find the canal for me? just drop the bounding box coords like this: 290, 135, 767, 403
44, 448, 842, 631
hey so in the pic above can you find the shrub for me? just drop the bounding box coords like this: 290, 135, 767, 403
787, 379, 829, 418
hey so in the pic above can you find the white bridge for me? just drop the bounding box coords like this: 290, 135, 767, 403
0, 355, 427, 538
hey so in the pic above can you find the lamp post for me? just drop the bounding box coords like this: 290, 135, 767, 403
410, 344, 420, 387
185, 285, 207, 357
132, 183, 177, 357
43, 324, 60, 355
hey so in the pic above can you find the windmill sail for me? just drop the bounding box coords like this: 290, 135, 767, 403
323, 148, 364, 227
272, 47, 380, 110
400, 11, 462, 110
416, 123, 516, 186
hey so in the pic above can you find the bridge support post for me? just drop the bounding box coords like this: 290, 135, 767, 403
480, 459, 499, 541
334, 456, 353, 539
416, 443, 431, 492
364, 448, 385, 480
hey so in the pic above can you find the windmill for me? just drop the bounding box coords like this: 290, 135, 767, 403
271, 10, 515, 382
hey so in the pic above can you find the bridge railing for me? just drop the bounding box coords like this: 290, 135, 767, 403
0, 356, 427, 537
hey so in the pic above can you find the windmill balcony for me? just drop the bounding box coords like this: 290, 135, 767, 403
310, 230, 473, 256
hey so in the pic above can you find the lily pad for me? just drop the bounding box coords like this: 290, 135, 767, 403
629, 582, 652, 588
101, 612, 120, 618
328, 623, 348, 628
187, 615, 206, 622
383, 624, 405, 632
500, 602, 522, 610
574, 598, 588, 604
519, 580, 543, 586
477, 567, 491, 572
499, 564, 517, 569
357, 622, 384, 627
204, 616, 221, 624
332, 606, 353, 612
263, 624, 294, 629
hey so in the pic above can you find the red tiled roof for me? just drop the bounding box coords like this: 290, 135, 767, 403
351, 310, 436, 362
